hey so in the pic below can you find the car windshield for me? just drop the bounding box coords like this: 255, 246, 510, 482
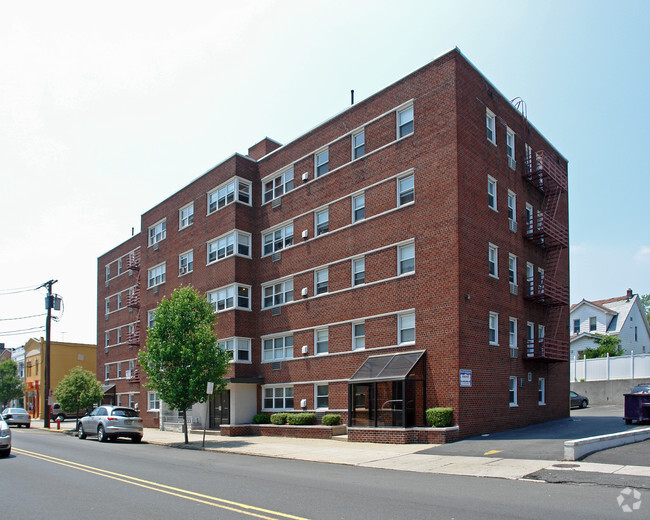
111, 408, 139, 418
5, 409, 27, 414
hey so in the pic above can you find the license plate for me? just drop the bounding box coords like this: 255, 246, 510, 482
124, 420, 132, 425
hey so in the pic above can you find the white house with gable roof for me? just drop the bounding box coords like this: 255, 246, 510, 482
570, 289, 650, 359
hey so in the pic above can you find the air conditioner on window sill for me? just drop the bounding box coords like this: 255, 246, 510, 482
509, 219, 517, 233
302, 230, 308, 239
301, 287, 308, 297
153, 243, 159, 251
510, 283, 518, 295
179, 266, 187, 275
508, 157, 517, 170
301, 345, 308, 354
302, 172, 309, 181
510, 348, 518, 359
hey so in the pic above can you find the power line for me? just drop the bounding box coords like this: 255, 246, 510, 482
0, 313, 47, 321
0, 283, 42, 295
0, 326, 46, 336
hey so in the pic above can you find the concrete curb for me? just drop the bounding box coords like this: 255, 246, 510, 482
564, 427, 650, 460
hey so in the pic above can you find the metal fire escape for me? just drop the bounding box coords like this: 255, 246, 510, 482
126, 249, 141, 383
522, 151, 569, 361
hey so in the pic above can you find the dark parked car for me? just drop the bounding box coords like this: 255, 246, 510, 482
51, 403, 87, 422
570, 391, 589, 409
78, 405, 143, 443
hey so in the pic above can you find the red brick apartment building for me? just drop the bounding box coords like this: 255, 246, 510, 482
97, 48, 569, 443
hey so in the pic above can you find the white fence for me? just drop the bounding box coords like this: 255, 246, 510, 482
571, 353, 650, 382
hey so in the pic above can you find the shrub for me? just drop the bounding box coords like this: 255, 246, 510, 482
321, 414, 341, 426
286, 413, 316, 425
426, 407, 453, 428
252, 413, 270, 424
270, 413, 290, 425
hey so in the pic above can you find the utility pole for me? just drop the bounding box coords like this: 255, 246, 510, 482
40, 279, 58, 428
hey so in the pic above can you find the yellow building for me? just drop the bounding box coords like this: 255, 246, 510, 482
24, 338, 97, 418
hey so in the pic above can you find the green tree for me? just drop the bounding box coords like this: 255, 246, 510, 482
582, 334, 624, 358
53, 366, 104, 430
0, 359, 24, 409
641, 294, 650, 324
138, 286, 230, 444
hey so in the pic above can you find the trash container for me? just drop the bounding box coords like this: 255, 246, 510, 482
623, 393, 650, 424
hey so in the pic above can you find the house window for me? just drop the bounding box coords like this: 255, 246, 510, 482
506, 128, 515, 167
398, 243, 415, 275
538, 378, 546, 405
263, 223, 294, 256
486, 109, 496, 144
263, 335, 294, 361
538, 325, 545, 348
488, 176, 497, 210
316, 328, 329, 355
208, 231, 251, 263
315, 208, 329, 236
525, 203, 534, 234
262, 279, 294, 309
105, 332, 110, 347
527, 322, 535, 355
398, 174, 414, 206
315, 269, 329, 295
489, 312, 499, 345
315, 149, 329, 177
526, 262, 534, 295
116, 294, 122, 310
507, 191, 516, 222
179, 203, 194, 230
117, 329, 122, 344
399, 313, 415, 344
147, 263, 166, 288
573, 319, 580, 334
508, 254, 517, 285
148, 220, 166, 247
117, 362, 122, 378
263, 169, 294, 203
263, 386, 293, 410
509, 318, 518, 348
489, 244, 498, 278
117, 259, 122, 275
352, 130, 365, 159
148, 310, 156, 329
589, 316, 597, 331
105, 298, 110, 314
353, 322, 365, 350
105, 266, 110, 281
352, 193, 365, 222
179, 251, 193, 276
398, 105, 414, 138
525, 143, 533, 172
218, 338, 251, 363
207, 284, 251, 312
129, 394, 135, 408
352, 257, 365, 286
208, 178, 251, 213
509, 376, 518, 406
148, 392, 160, 411
316, 384, 329, 409
105, 365, 110, 380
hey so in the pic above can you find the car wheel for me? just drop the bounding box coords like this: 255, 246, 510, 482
0, 448, 10, 458
78, 424, 87, 439
581, 400, 588, 409
97, 425, 107, 442
132, 436, 142, 444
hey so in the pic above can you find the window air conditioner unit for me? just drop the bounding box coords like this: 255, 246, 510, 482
153, 286, 159, 295
510, 283, 518, 295
153, 242, 159, 251
509, 219, 518, 233
510, 348, 518, 359
272, 197, 282, 208
179, 266, 187, 275
302, 230, 308, 239
271, 306, 281, 316
301, 287, 308, 297
272, 252, 281, 262
301, 345, 308, 354
300, 399, 307, 408
302, 172, 309, 181
508, 157, 517, 170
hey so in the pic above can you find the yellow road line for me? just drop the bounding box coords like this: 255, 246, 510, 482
14, 448, 310, 520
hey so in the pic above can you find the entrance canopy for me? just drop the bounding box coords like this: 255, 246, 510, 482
349, 350, 425, 383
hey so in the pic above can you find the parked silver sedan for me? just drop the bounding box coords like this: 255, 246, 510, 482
78, 405, 143, 443
0, 417, 11, 457
1, 408, 31, 428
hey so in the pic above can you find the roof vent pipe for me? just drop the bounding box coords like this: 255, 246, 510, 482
351, 90, 354, 105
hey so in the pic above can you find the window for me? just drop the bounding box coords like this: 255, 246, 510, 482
117, 362, 122, 378
116, 294, 122, 310
538, 378, 546, 405
148, 220, 166, 247
352, 130, 365, 159
589, 316, 597, 332
262, 279, 293, 309
489, 312, 499, 345
208, 178, 251, 213
398, 105, 414, 138
509, 318, 517, 348
263, 386, 293, 410
538, 325, 545, 347
315, 149, 329, 177
507, 191, 516, 222
573, 319, 580, 334
525, 203, 534, 234
316, 328, 329, 354
486, 109, 496, 144
398, 243, 415, 275
105, 365, 110, 380
315, 208, 329, 236
488, 244, 498, 278
148, 310, 156, 329
316, 384, 329, 409
352, 193, 365, 222
179, 250, 193, 276
117, 259, 122, 275
525, 143, 533, 172
105, 266, 110, 281
506, 128, 515, 166
488, 176, 497, 210
263, 169, 294, 203
263, 223, 294, 256
105, 298, 110, 314
353, 322, 365, 350
509, 376, 518, 406
263, 335, 293, 361
526, 262, 534, 295
207, 284, 251, 312
129, 394, 135, 408
179, 203, 194, 230
352, 257, 365, 286
148, 263, 166, 288
398, 174, 414, 206
218, 338, 251, 363
105, 332, 110, 347
315, 269, 329, 295
399, 313, 415, 344
508, 254, 517, 285
148, 392, 160, 411
527, 322, 535, 355
117, 329, 122, 344
208, 231, 251, 263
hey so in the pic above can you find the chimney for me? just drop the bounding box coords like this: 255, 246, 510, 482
627, 288, 633, 301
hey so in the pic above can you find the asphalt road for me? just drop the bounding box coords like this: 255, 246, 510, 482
2, 426, 645, 520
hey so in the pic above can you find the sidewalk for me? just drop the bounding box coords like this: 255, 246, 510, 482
30, 419, 650, 484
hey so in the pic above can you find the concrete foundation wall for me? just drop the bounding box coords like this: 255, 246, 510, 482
570, 378, 650, 406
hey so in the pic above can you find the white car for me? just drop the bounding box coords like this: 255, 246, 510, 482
0, 417, 11, 457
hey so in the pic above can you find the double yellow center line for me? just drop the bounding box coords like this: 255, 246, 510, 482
14, 448, 310, 520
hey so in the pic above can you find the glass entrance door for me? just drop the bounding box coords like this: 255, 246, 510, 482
209, 390, 230, 428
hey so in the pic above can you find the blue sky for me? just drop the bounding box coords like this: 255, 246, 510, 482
1, 0, 648, 348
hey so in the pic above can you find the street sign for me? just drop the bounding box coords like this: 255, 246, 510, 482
459, 369, 472, 387
206, 382, 214, 394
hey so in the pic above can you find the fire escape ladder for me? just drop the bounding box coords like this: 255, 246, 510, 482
127, 249, 141, 271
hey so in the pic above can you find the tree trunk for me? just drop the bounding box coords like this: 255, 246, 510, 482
182, 409, 189, 444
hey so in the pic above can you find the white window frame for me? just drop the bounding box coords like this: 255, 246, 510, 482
506, 127, 515, 160
262, 334, 294, 362
353, 321, 365, 350
315, 328, 329, 355
315, 384, 329, 409
507, 191, 516, 223
179, 203, 194, 230
398, 173, 414, 206
117, 362, 122, 378
397, 104, 414, 138
352, 130, 365, 160
398, 242, 415, 275
488, 243, 498, 279
589, 316, 597, 332
262, 278, 294, 309
116, 294, 122, 309
538, 378, 546, 405
105, 266, 110, 281
508, 254, 517, 285
315, 208, 329, 236
147, 309, 156, 329
207, 230, 251, 264
315, 148, 329, 177
489, 312, 499, 345
116, 329, 122, 345
352, 257, 365, 286
263, 168, 294, 204
207, 178, 251, 214
179, 250, 193, 276
148, 219, 167, 247
527, 322, 535, 354
148, 391, 160, 411
525, 203, 534, 235
573, 319, 580, 335
218, 337, 252, 363
147, 263, 166, 289
207, 284, 251, 312
262, 385, 294, 411
315, 268, 329, 295
509, 318, 518, 348
398, 312, 415, 345
509, 376, 518, 406
105, 364, 110, 380
117, 259, 122, 275
486, 109, 496, 144
262, 223, 294, 256
352, 192, 365, 222
105, 332, 110, 348
526, 262, 534, 296
105, 298, 110, 314
488, 176, 497, 211
538, 324, 546, 346
128, 394, 135, 408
